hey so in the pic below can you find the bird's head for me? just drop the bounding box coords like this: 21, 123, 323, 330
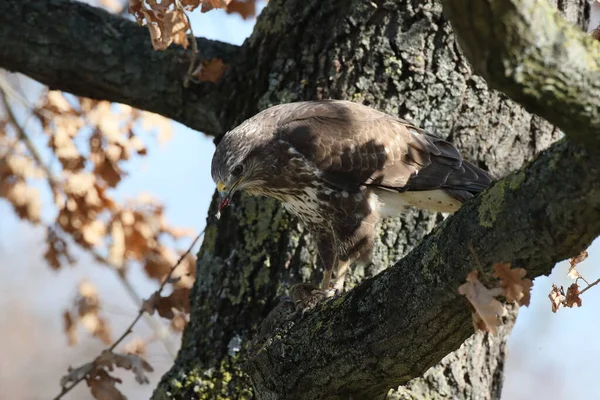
211, 119, 273, 216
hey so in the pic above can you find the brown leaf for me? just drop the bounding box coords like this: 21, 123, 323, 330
96, 350, 154, 384
87, 369, 126, 400
0, 179, 41, 223
192, 58, 227, 83
458, 270, 507, 334
64, 280, 112, 344
44, 226, 76, 270
565, 283, 583, 308
142, 288, 191, 319
570, 250, 589, 268
108, 220, 126, 268
170, 312, 188, 332
548, 284, 566, 313
200, 0, 233, 12
568, 249, 588, 280
63, 311, 78, 345
123, 338, 148, 359
493, 263, 532, 306
226, 0, 256, 19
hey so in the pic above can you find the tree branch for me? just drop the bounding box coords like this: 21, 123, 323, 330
441, 0, 600, 150
246, 138, 600, 399
0, 0, 240, 136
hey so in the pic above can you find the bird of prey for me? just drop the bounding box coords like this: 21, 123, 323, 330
211, 100, 492, 291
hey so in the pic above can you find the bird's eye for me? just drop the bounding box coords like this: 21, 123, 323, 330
231, 164, 244, 176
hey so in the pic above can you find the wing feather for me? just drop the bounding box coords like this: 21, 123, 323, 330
273, 100, 492, 200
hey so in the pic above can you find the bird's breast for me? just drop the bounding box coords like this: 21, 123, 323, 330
280, 187, 328, 225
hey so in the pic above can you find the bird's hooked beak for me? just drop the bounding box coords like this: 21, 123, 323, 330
215, 180, 241, 219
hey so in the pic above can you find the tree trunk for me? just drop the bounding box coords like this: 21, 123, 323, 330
151, 1, 589, 399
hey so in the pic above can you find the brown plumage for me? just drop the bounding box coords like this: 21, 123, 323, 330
211, 100, 492, 290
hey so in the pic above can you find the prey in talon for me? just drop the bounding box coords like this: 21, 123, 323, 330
211, 100, 493, 305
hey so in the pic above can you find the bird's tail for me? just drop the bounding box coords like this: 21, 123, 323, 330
443, 160, 494, 203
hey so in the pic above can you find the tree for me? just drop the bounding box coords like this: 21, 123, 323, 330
1, 0, 598, 399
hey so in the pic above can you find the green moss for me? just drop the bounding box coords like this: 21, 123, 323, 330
199, 224, 218, 257
478, 180, 506, 228
419, 243, 439, 280
507, 171, 525, 190
156, 359, 253, 400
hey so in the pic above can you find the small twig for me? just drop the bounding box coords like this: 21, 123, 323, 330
175, 0, 200, 88
53, 230, 204, 400
579, 277, 600, 296
0, 80, 55, 183
577, 275, 591, 286
91, 248, 177, 359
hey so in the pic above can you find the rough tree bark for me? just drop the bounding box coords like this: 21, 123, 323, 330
0, 0, 594, 399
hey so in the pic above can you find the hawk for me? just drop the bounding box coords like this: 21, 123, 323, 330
211, 100, 492, 291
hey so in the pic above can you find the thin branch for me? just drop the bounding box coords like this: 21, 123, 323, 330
175, 0, 201, 88
53, 230, 204, 400
0, 79, 177, 361
579, 278, 600, 296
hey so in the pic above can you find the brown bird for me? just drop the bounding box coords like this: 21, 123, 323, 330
211, 100, 492, 291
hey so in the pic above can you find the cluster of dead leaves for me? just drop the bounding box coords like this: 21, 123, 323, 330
129, 0, 257, 51
548, 250, 594, 313
58, 233, 200, 400
0, 135, 45, 224
61, 350, 153, 400
458, 263, 532, 334
63, 281, 112, 345
460, 250, 597, 333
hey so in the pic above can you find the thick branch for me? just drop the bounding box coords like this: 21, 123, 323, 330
247, 138, 600, 399
441, 0, 600, 150
0, 0, 240, 136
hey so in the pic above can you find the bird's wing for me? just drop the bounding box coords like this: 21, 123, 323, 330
274, 100, 492, 200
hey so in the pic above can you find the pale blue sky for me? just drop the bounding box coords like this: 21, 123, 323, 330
0, 2, 598, 399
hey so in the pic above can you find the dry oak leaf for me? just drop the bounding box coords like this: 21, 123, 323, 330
565, 283, 583, 309
548, 284, 566, 313
493, 263, 532, 306
201, 0, 233, 12
87, 369, 126, 400
123, 338, 148, 359
0, 180, 41, 223
95, 350, 154, 384
142, 288, 191, 319
458, 270, 507, 334
44, 226, 76, 270
568, 249, 588, 280
192, 58, 228, 83
226, 0, 257, 19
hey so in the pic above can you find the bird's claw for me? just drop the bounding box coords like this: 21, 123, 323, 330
289, 283, 339, 316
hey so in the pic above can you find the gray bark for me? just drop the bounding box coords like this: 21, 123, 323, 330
0, 0, 594, 399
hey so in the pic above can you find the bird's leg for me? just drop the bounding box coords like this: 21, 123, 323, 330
320, 267, 333, 290
332, 260, 350, 291
317, 238, 337, 290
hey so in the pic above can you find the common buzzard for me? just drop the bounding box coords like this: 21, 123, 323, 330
211, 100, 492, 291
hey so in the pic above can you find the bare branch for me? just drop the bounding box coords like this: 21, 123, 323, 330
0, 0, 240, 136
